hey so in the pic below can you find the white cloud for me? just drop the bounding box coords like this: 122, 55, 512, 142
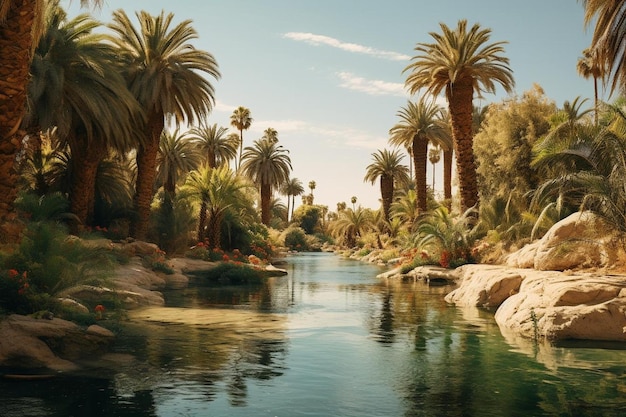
283, 32, 411, 61
336, 72, 407, 96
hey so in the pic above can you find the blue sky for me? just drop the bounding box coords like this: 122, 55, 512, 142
66, 0, 595, 210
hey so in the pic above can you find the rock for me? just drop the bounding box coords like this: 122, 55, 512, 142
0, 315, 114, 371
506, 211, 619, 271
168, 257, 217, 276
263, 264, 288, 276
446, 263, 626, 342
494, 273, 626, 341
57, 297, 89, 314
444, 264, 524, 308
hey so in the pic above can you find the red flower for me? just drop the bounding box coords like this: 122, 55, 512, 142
8, 269, 18, 278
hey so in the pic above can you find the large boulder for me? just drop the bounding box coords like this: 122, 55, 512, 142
0, 315, 114, 371
506, 211, 619, 271
444, 264, 525, 308
494, 273, 626, 341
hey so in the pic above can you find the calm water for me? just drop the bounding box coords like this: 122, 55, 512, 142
2, 252, 626, 416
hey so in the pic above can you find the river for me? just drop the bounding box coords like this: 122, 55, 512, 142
2, 252, 626, 416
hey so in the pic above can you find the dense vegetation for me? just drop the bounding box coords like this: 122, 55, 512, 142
0, 1, 625, 321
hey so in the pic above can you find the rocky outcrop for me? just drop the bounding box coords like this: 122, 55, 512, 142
445, 264, 626, 342
0, 314, 114, 371
506, 211, 619, 271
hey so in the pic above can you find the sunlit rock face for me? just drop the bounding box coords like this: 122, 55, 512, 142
506, 211, 619, 271
446, 264, 626, 342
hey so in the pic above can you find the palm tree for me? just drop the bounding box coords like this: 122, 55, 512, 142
391, 188, 419, 228
404, 19, 514, 213
308, 180, 316, 204
364, 148, 410, 222
428, 146, 441, 191
262, 127, 279, 143
230, 106, 252, 170
351, 196, 357, 210
190, 124, 238, 168
389, 98, 446, 213
241, 139, 292, 225
438, 109, 455, 206
182, 165, 250, 247
156, 129, 201, 198
0, 0, 101, 239
583, 0, 626, 96
28, 4, 141, 228
577, 48, 604, 126
280, 177, 305, 222
330, 207, 373, 248
107, 10, 220, 240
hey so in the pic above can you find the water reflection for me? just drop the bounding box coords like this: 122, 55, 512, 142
3, 253, 626, 416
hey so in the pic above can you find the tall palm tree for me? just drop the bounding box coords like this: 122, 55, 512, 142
428, 146, 441, 191
364, 148, 410, 222
190, 124, 238, 168
0, 0, 100, 239
241, 139, 292, 225
280, 177, 304, 222
156, 129, 201, 198
437, 109, 455, 207
583, 0, 626, 96
389, 98, 446, 213
230, 106, 252, 170
404, 19, 514, 213
107, 10, 220, 240
28, 4, 141, 228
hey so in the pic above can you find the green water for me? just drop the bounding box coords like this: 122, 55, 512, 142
2, 252, 626, 416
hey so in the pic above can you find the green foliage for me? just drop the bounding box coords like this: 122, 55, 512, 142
415, 207, 477, 269
0, 221, 114, 315
282, 226, 307, 251
200, 263, 264, 285
474, 85, 555, 203
149, 192, 196, 255
292, 204, 323, 234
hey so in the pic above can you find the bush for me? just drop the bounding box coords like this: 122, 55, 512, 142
283, 227, 307, 251
201, 263, 264, 285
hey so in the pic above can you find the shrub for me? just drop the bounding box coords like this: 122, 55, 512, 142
283, 227, 307, 251
201, 263, 264, 285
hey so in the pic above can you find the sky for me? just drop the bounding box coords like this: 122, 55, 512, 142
65, 0, 595, 211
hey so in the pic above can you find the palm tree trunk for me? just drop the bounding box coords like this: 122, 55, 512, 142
69, 136, 106, 230
443, 148, 453, 210
206, 209, 222, 249
197, 200, 207, 243
447, 79, 479, 212
412, 135, 429, 213
380, 174, 393, 222
261, 182, 271, 225
286, 193, 291, 222
0, 0, 36, 242
131, 114, 164, 240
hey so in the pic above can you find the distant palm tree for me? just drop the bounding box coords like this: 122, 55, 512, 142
107, 9, 220, 240
351, 196, 357, 210
190, 124, 238, 168
308, 180, 316, 204
428, 146, 441, 191
280, 177, 305, 222
404, 19, 514, 212
156, 129, 201, 198
241, 139, 292, 225
28, 4, 141, 228
262, 127, 279, 143
230, 106, 253, 170
0, 0, 101, 239
364, 148, 410, 222
577, 48, 604, 125
389, 98, 446, 213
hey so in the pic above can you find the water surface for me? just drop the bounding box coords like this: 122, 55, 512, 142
2, 252, 626, 416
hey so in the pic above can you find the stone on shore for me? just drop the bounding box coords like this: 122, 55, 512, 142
0, 315, 114, 371
445, 264, 626, 342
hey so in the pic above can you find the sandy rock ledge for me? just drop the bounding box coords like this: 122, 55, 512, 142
445, 264, 626, 342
